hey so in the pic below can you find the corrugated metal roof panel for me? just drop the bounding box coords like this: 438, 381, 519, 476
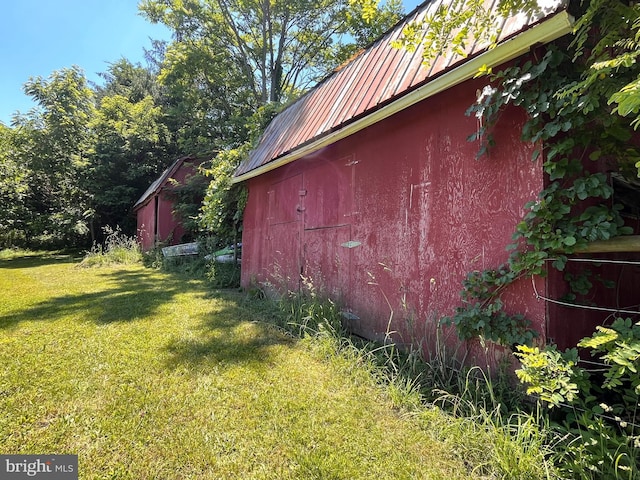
342, 46, 389, 120
235, 0, 568, 178
334, 49, 380, 125
297, 74, 340, 143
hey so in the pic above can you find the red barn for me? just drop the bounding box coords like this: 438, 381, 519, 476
134, 155, 206, 251
233, 1, 639, 359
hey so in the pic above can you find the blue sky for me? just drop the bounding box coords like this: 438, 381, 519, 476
0, 0, 421, 126
0, 0, 172, 125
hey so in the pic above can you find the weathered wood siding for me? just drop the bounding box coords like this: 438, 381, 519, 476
241, 78, 547, 357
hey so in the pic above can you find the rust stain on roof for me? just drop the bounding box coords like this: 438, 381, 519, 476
235, 0, 567, 178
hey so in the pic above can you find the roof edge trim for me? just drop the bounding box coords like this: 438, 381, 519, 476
233, 10, 574, 184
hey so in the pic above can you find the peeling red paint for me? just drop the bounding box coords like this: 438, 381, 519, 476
241, 78, 547, 353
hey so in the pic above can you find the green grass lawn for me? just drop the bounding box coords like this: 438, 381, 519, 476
0, 253, 469, 479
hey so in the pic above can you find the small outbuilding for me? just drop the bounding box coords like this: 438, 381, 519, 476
233, 0, 639, 358
133, 155, 206, 251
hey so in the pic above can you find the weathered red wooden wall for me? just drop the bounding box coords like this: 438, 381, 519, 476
156, 193, 180, 244
136, 201, 156, 251
241, 77, 548, 358
135, 161, 199, 251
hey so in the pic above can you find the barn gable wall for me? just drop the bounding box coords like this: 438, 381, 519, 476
136, 201, 157, 251
135, 159, 202, 251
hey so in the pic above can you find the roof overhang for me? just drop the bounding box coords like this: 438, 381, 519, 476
233, 10, 574, 184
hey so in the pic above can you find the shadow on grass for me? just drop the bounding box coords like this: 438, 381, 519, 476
163, 291, 297, 368
1, 261, 207, 329
4, 255, 296, 368
0, 253, 80, 270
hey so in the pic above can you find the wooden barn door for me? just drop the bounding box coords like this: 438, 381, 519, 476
266, 174, 304, 291
301, 155, 356, 304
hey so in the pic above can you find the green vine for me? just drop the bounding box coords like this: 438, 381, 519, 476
444, 31, 639, 347
199, 144, 250, 246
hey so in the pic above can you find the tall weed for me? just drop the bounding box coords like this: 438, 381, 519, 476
258, 276, 558, 479
79, 226, 141, 267
205, 260, 241, 288
276, 276, 345, 337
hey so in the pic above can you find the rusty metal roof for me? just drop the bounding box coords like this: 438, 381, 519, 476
234, 0, 569, 180
133, 155, 207, 210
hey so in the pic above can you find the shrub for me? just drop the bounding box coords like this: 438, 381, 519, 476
516, 318, 640, 479
142, 245, 165, 269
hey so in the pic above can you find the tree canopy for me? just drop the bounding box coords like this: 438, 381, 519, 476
140, 0, 402, 105
7, 67, 95, 246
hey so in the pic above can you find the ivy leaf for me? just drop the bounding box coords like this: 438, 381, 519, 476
544, 122, 562, 138
552, 255, 567, 271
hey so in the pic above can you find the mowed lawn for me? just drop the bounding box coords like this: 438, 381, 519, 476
0, 254, 468, 479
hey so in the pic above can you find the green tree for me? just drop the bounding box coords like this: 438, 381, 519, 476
94, 58, 165, 105
11, 66, 95, 247
140, 0, 395, 105
154, 35, 253, 153
0, 124, 30, 247
338, 0, 404, 64
86, 93, 171, 238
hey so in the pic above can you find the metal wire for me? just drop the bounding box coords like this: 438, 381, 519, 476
530, 276, 640, 316
545, 257, 640, 266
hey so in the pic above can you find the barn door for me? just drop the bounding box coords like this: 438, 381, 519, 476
303, 225, 352, 302
266, 174, 304, 291
301, 155, 356, 303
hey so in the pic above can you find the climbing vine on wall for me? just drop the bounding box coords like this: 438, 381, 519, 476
442, 0, 640, 347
